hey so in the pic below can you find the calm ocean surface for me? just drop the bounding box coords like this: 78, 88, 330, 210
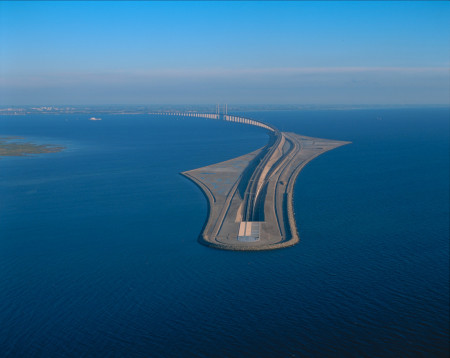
0, 109, 448, 357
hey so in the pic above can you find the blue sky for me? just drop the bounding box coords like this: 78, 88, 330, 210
1, 1, 449, 105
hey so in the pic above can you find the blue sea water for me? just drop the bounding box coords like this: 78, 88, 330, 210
0, 109, 448, 357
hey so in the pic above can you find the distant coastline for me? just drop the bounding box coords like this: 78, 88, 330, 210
0, 104, 449, 116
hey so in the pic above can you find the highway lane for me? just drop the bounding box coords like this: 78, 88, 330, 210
242, 129, 283, 221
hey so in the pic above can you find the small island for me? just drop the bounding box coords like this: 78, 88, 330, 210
0, 137, 64, 157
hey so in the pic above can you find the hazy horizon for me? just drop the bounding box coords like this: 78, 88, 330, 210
1, 1, 449, 106
3, 103, 449, 111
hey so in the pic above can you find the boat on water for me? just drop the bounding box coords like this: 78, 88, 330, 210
89, 117, 102, 121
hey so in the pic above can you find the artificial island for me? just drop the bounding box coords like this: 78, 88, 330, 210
151, 109, 351, 251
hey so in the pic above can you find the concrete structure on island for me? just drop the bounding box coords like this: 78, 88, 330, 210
150, 109, 350, 251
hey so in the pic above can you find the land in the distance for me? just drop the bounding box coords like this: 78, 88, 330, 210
1, 104, 444, 116
0, 137, 64, 157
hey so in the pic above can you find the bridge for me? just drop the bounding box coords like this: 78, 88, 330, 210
150, 110, 350, 250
